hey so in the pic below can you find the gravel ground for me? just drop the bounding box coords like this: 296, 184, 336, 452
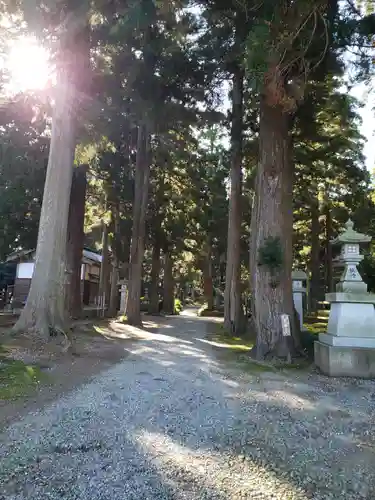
1, 308, 375, 499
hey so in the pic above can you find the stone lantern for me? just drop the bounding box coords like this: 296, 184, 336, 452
315, 219, 375, 377
334, 219, 369, 294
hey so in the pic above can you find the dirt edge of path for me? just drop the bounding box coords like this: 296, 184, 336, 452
0, 315, 162, 430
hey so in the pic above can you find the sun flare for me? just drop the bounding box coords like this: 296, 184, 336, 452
4, 37, 52, 94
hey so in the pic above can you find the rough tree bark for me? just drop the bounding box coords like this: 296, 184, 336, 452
250, 97, 296, 359
310, 189, 321, 312
163, 250, 174, 314
12, 9, 89, 341
324, 196, 333, 293
248, 0, 330, 358
66, 165, 87, 319
149, 173, 164, 315
12, 71, 77, 339
98, 221, 110, 308
203, 242, 214, 311
126, 124, 151, 325
108, 264, 119, 316
108, 205, 121, 317
149, 240, 161, 315
224, 64, 244, 333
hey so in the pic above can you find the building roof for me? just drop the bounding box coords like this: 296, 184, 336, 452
83, 249, 102, 264
6, 248, 102, 265
6, 249, 34, 263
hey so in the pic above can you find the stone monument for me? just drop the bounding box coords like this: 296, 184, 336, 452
119, 280, 128, 315
292, 270, 307, 329
314, 219, 375, 377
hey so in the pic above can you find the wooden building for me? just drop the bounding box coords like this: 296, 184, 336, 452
6, 248, 102, 308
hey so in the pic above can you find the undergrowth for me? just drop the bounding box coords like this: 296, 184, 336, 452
208, 323, 254, 351
208, 324, 311, 374
0, 358, 45, 400
174, 298, 182, 314
303, 310, 328, 335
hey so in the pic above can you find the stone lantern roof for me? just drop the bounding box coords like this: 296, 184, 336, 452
291, 270, 307, 280
331, 219, 371, 246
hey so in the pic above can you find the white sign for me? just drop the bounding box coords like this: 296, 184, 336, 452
280, 314, 291, 336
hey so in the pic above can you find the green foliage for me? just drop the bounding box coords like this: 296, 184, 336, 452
302, 310, 328, 357
291, 65, 370, 277
360, 252, 375, 292
0, 95, 49, 259
174, 298, 182, 314
243, 0, 330, 105
245, 22, 270, 90
257, 236, 283, 274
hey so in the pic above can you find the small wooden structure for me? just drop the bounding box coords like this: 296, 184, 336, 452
6, 248, 102, 308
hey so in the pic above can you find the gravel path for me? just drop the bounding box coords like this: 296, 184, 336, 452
1, 308, 375, 499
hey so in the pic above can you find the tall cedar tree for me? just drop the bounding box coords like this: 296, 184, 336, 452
13, 3, 90, 340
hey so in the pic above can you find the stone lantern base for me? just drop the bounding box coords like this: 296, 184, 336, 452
323, 292, 375, 343
315, 292, 375, 377
313, 219, 375, 378
314, 342, 375, 378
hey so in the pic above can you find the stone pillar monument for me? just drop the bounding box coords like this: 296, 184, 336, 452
119, 280, 128, 315
292, 270, 307, 329
314, 219, 375, 377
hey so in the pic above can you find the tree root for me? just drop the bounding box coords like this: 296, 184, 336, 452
12, 316, 77, 355
50, 325, 73, 353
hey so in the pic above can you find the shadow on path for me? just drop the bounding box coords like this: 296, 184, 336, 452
0, 308, 375, 499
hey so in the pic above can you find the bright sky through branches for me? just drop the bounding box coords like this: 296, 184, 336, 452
1, 36, 52, 94
351, 81, 375, 172
0, 31, 374, 171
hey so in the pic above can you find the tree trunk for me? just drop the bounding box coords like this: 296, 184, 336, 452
13, 69, 77, 340
224, 64, 244, 333
66, 165, 87, 319
126, 124, 151, 325
324, 198, 333, 293
203, 244, 214, 311
12, 9, 89, 342
108, 205, 121, 317
310, 190, 320, 312
98, 221, 110, 309
163, 250, 174, 314
249, 97, 296, 360
108, 263, 119, 317
149, 241, 161, 315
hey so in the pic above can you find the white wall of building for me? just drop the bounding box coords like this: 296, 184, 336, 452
17, 262, 86, 280
16, 262, 35, 279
